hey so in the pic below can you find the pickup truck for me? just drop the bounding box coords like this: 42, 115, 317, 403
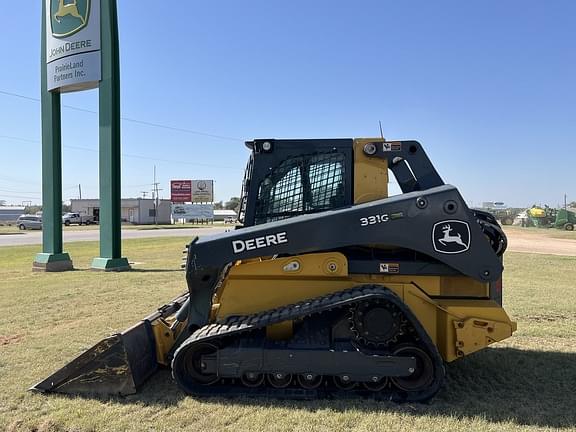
62, 212, 95, 226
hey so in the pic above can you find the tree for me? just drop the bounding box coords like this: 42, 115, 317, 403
225, 197, 241, 212
25, 205, 42, 215
213, 201, 224, 210
0, 200, 5, 206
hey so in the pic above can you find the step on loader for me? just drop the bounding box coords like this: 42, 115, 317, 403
32, 138, 516, 402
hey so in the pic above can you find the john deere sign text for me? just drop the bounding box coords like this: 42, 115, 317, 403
45, 0, 101, 92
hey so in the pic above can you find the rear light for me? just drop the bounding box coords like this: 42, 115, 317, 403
495, 277, 502, 295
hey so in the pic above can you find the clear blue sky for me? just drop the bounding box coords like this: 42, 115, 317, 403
1, 1, 574, 207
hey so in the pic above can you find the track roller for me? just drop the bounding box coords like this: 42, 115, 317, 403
241, 372, 265, 388
362, 376, 389, 392
267, 373, 292, 388
297, 373, 323, 389
333, 375, 357, 390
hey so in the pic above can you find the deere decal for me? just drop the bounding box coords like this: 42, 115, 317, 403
50, 0, 90, 38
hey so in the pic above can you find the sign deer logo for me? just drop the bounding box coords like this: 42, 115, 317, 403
54, 0, 85, 25
432, 220, 470, 254
50, 0, 90, 38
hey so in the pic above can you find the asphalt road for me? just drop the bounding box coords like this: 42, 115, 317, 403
0, 227, 229, 247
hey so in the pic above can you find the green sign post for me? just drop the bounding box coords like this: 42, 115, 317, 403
91, 0, 129, 271
35, 0, 129, 272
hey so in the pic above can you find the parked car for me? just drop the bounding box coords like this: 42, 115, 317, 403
16, 215, 42, 230
62, 212, 95, 226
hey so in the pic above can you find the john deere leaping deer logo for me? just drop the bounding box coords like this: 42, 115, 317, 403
432, 220, 470, 254
50, 0, 90, 38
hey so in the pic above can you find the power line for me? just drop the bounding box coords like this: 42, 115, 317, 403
0, 173, 43, 186
0, 135, 38, 144
65, 144, 242, 170
0, 188, 41, 195
0, 193, 41, 199
0, 135, 242, 170
0, 89, 243, 142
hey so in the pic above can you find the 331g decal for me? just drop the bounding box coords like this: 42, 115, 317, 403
360, 213, 390, 227
360, 211, 404, 227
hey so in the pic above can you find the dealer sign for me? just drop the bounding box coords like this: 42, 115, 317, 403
45, 0, 101, 92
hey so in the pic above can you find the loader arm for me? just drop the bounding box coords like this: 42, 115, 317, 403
184, 184, 503, 328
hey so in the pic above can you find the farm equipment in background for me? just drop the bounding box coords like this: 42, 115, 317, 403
489, 208, 519, 226
527, 206, 557, 227
474, 203, 520, 226
553, 208, 575, 231
32, 138, 516, 402
525, 206, 575, 230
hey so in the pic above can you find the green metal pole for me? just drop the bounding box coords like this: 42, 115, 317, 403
91, 0, 129, 271
34, 0, 73, 272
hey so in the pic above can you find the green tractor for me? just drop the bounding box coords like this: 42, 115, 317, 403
527, 206, 575, 230
554, 208, 576, 231
526, 206, 557, 228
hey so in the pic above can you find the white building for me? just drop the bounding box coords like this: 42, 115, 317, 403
0, 206, 25, 222
70, 199, 172, 224
214, 209, 237, 221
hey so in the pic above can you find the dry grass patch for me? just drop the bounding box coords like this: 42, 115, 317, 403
0, 239, 575, 431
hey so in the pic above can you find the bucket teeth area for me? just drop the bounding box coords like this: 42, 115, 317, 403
31, 321, 157, 396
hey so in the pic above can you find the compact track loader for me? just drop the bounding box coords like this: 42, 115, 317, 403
33, 138, 516, 402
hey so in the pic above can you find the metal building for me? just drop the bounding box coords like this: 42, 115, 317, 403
70, 199, 172, 224
213, 209, 238, 222
0, 206, 25, 223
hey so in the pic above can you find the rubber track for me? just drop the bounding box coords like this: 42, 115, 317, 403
172, 285, 445, 402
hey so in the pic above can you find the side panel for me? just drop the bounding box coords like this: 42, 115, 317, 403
211, 253, 515, 363
186, 185, 503, 327
188, 185, 502, 281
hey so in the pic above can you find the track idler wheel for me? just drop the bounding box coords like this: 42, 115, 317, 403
390, 345, 434, 393
175, 342, 219, 386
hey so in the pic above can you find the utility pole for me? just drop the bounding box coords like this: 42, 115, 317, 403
153, 165, 157, 224
78, 184, 82, 200
152, 165, 161, 225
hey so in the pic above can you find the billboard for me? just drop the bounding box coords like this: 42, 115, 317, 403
191, 180, 214, 203
482, 202, 507, 209
171, 204, 214, 220
171, 180, 192, 202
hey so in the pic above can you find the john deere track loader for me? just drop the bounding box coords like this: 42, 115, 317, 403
33, 138, 516, 402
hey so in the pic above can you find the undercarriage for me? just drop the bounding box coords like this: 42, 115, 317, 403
172, 285, 445, 402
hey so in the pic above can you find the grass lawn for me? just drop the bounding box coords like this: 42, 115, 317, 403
0, 239, 575, 432
0, 226, 26, 235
